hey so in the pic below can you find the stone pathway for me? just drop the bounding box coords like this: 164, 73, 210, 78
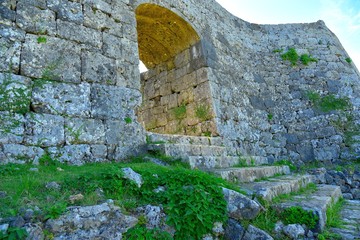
330, 200, 360, 240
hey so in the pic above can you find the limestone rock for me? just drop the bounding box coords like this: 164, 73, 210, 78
224, 219, 245, 240
45, 182, 61, 190
24, 223, 44, 240
283, 224, 305, 239
68, 194, 84, 204
222, 188, 262, 220
243, 225, 274, 240
122, 168, 143, 188
45, 200, 138, 240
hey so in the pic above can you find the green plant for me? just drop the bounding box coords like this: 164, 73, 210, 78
345, 57, 352, 64
45, 202, 67, 219
124, 117, 132, 124
124, 225, 172, 240
281, 48, 299, 66
65, 125, 83, 144
273, 49, 283, 53
318, 231, 342, 240
300, 54, 318, 65
281, 206, 318, 229
326, 198, 345, 228
307, 91, 350, 112
274, 160, 296, 171
41, 59, 62, 81
37, 36, 47, 43
0, 227, 28, 240
267, 114, 273, 121
195, 104, 211, 121
203, 131, 212, 137
236, 157, 248, 167
173, 104, 187, 120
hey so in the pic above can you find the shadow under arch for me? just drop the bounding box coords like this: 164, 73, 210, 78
136, 3, 218, 136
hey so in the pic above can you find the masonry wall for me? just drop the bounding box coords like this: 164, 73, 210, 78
1, 0, 360, 165
0, 0, 146, 164
137, 42, 218, 136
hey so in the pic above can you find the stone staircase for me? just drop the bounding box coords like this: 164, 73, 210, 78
146, 132, 344, 234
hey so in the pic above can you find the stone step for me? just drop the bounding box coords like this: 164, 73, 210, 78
147, 143, 227, 158
242, 174, 314, 201
213, 166, 291, 183
330, 200, 360, 239
276, 184, 342, 232
146, 132, 225, 146
188, 155, 269, 169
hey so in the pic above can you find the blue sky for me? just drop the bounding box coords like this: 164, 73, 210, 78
216, 0, 360, 69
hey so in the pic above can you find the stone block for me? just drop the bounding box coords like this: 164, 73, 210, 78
81, 51, 117, 84
65, 118, 105, 145
32, 81, 91, 117
16, 3, 56, 35
105, 119, 144, 145
47, 0, 83, 24
194, 82, 211, 102
24, 113, 64, 147
120, 38, 139, 64
57, 19, 102, 48
2, 144, 44, 164
0, 73, 32, 114
90, 145, 108, 161
0, 112, 24, 144
103, 33, 122, 59
115, 61, 141, 89
21, 35, 81, 82
91, 84, 141, 119
83, 4, 122, 38
0, 4, 16, 25
48, 145, 91, 165
0, 25, 25, 73
196, 68, 208, 85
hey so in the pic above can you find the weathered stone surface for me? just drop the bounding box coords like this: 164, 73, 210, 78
243, 225, 274, 240
1, 144, 44, 164
24, 113, 64, 147
21, 34, 81, 82
16, 2, 56, 35
65, 118, 105, 145
81, 51, 117, 84
47, 0, 83, 24
224, 219, 245, 240
222, 188, 261, 220
24, 223, 44, 240
136, 205, 175, 235
0, 112, 24, 144
122, 168, 143, 187
32, 82, 91, 117
48, 145, 91, 165
45, 200, 138, 239
283, 224, 305, 239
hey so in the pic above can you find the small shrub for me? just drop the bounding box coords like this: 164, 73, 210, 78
124, 225, 172, 240
300, 54, 318, 65
281, 48, 299, 66
281, 206, 318, 229
307, 91, 350, 112
0, 227, 28, 240
124, 117, 132, 124
37, 36, 47, 43
45, 202, 67, 220
173, 104, 187, 120
345, 57, 352, 64
195, 104, 211, 121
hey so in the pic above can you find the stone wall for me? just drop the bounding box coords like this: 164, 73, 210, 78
137, 42, 218, 136
1, 0, 360, 165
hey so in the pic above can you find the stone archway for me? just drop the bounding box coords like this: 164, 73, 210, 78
135, 3, 218, 136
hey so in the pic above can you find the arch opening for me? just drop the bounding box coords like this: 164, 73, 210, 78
136, 3, 218, 136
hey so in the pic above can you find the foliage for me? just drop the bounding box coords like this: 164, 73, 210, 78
345, 57, 352, 64
124, 226, 172, 240
274, 159, 296, 171
317, 231, 342, 240
267, 113, 273, 121
124, 117, 132, 124
281, 48, 299, 66
173, 104, 187, 120
300, 54, 318, 65
0, 227, 28, 240
37, 36, 47, 43
272, 49, 283, 53
272, 183, 317, 203
281, 206, 318, 229
250, 206, 278, 234
0, 71, 31, 114
45, 203, 67, 220
307, 91, 350, 112
195, 104, 211, 121
203, 131, 212, 137
326, 198, 345, 228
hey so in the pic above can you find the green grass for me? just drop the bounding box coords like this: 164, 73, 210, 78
306, 91, 350, 112
272, 183, 317, 203
300, 54, 318, 65
173, 104, 187, 120
281, 48, 299, 66
195, 104, 211, 121
0, 154, 248, 239
37, 36, 47, 44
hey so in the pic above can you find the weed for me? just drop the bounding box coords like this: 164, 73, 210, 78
345, 57, 352, 64
45, 202, 67, 220
326, 198, 345, 228
0, 227, 28, 239
37, 36, 47, 43
195, 104, 211, 121
173, 104, 187, 120
318, 231, 342, 240
41, 59, 62, 81
250, 205, 278, 234
306, 91, 350, 112
267, 113, 273, 121
124, 225, 172, 240
281, 206, 318, 229
124, 117, 132, 124
274, 160, 296, 171
281, 48, 299, 66
203, 131, 212, 137
272, 49, 283, 53
300, 54, 318, 65
272, 183, 317, 204
235, 157, 248, 167
65, 124, 83, 144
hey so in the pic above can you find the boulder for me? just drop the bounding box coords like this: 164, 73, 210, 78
283, 224, 305, 239
243, 225, 273, 240
224, 219, 245, 240
222, 188, 262, 220
122, 168, 143, 188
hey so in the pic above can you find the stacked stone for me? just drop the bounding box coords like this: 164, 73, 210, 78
137, 42, 218, 136
0, 0, 145, 164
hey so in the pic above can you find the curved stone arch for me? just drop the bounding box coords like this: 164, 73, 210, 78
135, 3, 219, 136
